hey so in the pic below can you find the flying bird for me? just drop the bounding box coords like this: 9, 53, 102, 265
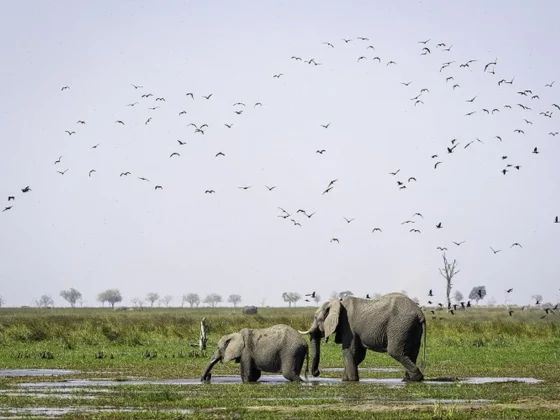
145, 118, 152, 125
202, 94, 213, 100
413, 213, 423, 218
215, 152, 225, 158
453, 241, 465, 246
3, 206, 12, 212
545, 81, 555, 87
57, 169, 68, 175
410, 229, 421, 233
372, 228, 382, 233
265, 185, 276, 191
186, 93, 194, 99
389, 169, 400, 176
434, 161, 442, 169
115, 120, 125, 125
65, 130, 75, 135
7, 196, 15, 201
138, 177, 149, 182
273, 73, 284, 78
323, 42, 334, 48
91, 143, 100, 149
205, 190, 215, 194
21, 186, 31, 193
533, 147, 540, 154
343, 217, 355, 224
61, 86, 70, 91
466, 96, 477, 103
316, 149, 326, 154
437, 247, 447, 251
511, 243, 523, 248
330, 238, 340, 243
54, 156, 62, 164
88, 169, 96, 177
120, 172, 131, 177
179, 111, 187, 116
490, 247, 501, 254
127, 102, 139, 107
238, 186, 251, 190
321, 122, 331, 129
170, 153, 180, 158
177, 140, 186, 145
435, 222, 442, 229
224, 124, 233, 128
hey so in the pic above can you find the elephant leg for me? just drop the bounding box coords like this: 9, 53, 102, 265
342, 340, 365, 382
283, 351, 304, 382
240, 357, 261, 383
388, 343, 423, 382
282, 367, 302, 382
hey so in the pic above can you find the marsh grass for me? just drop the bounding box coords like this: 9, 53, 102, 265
1, 307, 559, 418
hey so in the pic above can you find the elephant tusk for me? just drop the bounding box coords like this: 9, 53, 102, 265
298, 330, 312, 335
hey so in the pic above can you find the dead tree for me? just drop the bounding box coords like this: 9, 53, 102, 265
199, 317, 208, 355
438, 253, 460, 311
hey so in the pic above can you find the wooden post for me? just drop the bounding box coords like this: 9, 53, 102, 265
199, 317, 208, 353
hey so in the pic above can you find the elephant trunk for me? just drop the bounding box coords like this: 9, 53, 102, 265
310, 332, 321, 377
201, 351, 221, 382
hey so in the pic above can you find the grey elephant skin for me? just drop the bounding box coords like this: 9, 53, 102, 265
201, 324, 308, 383
300, 293, 426, 382
242, 305, 258, 315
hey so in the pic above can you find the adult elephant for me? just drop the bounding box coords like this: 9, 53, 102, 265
299, 293, 426, 382
201, 324, 308, 383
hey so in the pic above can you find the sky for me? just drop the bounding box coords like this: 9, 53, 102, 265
1, 0, 559, 308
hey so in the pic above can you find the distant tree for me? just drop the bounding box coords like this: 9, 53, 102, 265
259, 298, 266, 307
330, 291, 339, 300
400, 290, 408, 296
531, 294, 543, 305
59, 288, 82, 308
281, 292, 301, 307
183, 293, 200, 308
469, 286, 486, 305
372, 293, 382, 300
454, 290, 464, 303
98, 289, 122, 308
439, 253, 460, 310
78, 297, 86, 307
204, 293, 222, 308
0, 295, 4, 308
313, 294, 321, 306
227, 294, 242, 308
146, 292, 160, 308
131, 297, 145, 309
161, 295, 173, 307
412, 297, 420, 305
487, 296, 497, 307
338, 290, 354, 298
35, 295, 54, 309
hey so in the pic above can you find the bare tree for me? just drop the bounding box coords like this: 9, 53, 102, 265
204, 293, 222, 308
439, 253, 460, 310
60, 288, 82, 308
161, 295, 173, 307
372, 293, 382, 300
183, 293, 200, 308
313, 294, 321, 306
0, 295, 5, 308
146, 292, 160, 308
97, 289, 122, 308
35, 295, 54, 309
454, 290, 464, 303
227, 294, 242, 308
400, 289, 408, 296
131, 297, 145, 309
259, 298, 266, 307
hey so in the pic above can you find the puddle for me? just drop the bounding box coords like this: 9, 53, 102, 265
0, 406, 191, 418
0, 369, 75, 377
321, 367, 399, 373
18, 375, 542, 388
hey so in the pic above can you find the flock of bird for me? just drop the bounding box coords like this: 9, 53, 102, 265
2, 35, 559, 309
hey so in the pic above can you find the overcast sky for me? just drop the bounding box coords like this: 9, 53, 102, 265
1, 1, 559, 308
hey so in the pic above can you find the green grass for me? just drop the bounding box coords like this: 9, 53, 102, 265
0, 306, 559, 419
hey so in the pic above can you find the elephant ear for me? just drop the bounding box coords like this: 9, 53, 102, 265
323, 299, 341, 339
222, 333, 245, 363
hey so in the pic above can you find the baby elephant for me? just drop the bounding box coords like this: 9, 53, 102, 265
201, 324, 308, 383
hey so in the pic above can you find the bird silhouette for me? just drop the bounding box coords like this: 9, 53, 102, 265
238, 186, 251, 190
316, 149, 326, 154
65, 131, 75, 135
205, 190, 215, 194
21, 186, 31, 193
413, 213, 424, 218
7, 196, 15, 201
115, 120, 125, 125
202, 94, 213, 99
410, 229, 421, 233
330, 238, 340, 243
3, 206, 12, 212
61, 86, 70, 91
436, 222, 443, 229
343, 217, 355, 224
533, 147, 540, 154
305, 291, 316, 298
88, 169, 96, 177
170, 153, 180, 158
177, 140, 186, 145
273, 73, 283, 78
490, 247, 501, 254
57, 169, 68, 175
511, 243, 523, 248
437, 247, 447, 251
138, 177, 149, 182
120, 172, 131, 177
321, 122, 330, 129
389, 169, 400, 176
155, 186, 163, 190
428, 290, 433, 297
265, 185, 276, 191
224, 124, 233, 128
215, 152, 225, 158
453, 241, 465, 246
91, 144, 100, 149
506, 288, 513, 293
54, 156, 62, 164
372, 228, 382, 233
434, 161, 442, 169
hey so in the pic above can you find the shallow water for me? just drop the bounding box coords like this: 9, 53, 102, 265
0, 369, 75, 377
321, 367, 399, 372
18, 375, 542, 388
0, 406, 191, 419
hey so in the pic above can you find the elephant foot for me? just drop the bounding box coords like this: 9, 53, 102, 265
402, 371, 424, 382
312, 369, 321, 377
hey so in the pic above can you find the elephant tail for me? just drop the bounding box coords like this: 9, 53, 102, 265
420, 318, 427, 371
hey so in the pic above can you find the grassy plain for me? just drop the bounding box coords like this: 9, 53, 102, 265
0, 306, 559, 419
